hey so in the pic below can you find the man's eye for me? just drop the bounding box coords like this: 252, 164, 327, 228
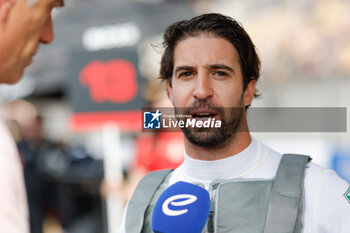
179, 71, 193, 77
215, 71, 227, 76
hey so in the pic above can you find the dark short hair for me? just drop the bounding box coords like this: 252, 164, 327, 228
160, 13, 261, 97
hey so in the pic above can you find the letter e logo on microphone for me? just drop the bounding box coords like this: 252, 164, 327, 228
162, 194, 197, 216
152, 181, 210, 233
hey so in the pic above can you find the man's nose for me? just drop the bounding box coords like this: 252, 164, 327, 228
39, 16, 54, 44
192, 74, 213, 100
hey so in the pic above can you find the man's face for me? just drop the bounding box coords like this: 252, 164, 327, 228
168, 35, 255, 148
0, 0, 63, 84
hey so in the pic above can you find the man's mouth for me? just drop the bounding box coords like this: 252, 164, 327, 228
189, 109, 218, 120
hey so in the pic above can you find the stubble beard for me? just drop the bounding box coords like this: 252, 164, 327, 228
176, 95, 244, 149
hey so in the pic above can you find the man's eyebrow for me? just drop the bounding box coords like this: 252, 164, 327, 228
174, 66, 194, 76
174, 64, 235, 76
208, 64, 235, 73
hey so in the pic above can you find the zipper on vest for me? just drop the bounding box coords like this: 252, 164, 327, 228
207, 183, 220, 233
207, 201, 215, 233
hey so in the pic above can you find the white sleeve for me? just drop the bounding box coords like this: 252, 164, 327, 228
316, 168, 350, 233
0, 122, 29, 233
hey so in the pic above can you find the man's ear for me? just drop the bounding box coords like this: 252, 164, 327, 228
0, 0, 13, 22
167, 78, 173, 102
243, 78, 256, 107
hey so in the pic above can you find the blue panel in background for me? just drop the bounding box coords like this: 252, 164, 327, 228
331, 149, 350, 183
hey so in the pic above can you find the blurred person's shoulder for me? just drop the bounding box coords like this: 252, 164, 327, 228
0, 120, 21, 171
0, 121, 29, 233
0, 120, 17, 153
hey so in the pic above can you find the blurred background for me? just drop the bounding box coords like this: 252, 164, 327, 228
0, 0, 349, 232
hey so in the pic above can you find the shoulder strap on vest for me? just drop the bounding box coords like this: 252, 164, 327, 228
125, 169, 173, 233
263, 154, 310, 233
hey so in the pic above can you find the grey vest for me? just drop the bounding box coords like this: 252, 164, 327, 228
126, 154, 310, 233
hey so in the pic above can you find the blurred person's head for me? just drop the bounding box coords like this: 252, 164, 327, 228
5, 99, 42, 142
160, 13, 261, 99
21, 115, 43, 144
0, 0, 64, 84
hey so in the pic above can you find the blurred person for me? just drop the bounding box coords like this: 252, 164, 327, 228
17, 116, 59, 233
122, 13, 350, 233
0, 0, 63, 232
0, 117, 28, 232
17, 111, 104, 233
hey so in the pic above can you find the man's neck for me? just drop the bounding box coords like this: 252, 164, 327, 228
184, 131, 252, 161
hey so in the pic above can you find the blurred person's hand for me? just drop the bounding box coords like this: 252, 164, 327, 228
0, 0, 63, 84
100, 178, 129, 201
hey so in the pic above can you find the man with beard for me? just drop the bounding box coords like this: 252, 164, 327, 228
179, 101, 244, 149
0, 0, 63, 232
122, 13, 350, 233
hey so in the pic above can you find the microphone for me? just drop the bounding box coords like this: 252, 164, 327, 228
152, 181, 211, 233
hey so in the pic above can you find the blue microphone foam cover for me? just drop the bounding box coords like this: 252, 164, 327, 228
152, 181, 210, 233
